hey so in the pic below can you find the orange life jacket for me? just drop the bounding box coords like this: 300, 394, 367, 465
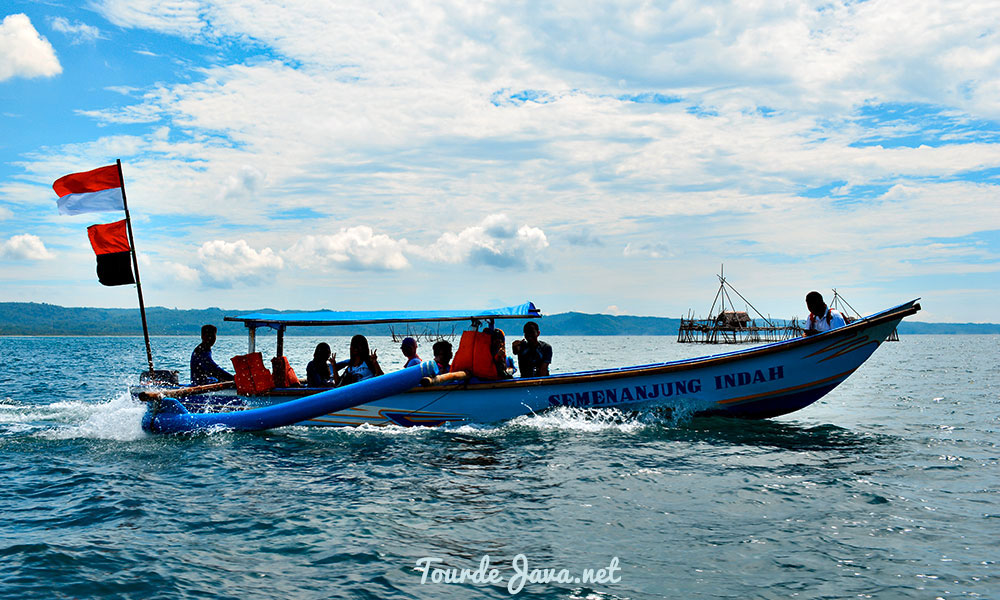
231, 352, 275, 395
270, 355, 301, 388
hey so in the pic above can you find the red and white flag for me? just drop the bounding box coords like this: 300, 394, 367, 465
53, 164, 124, 215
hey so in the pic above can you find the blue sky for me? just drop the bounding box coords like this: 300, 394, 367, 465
1, 1, 998, 322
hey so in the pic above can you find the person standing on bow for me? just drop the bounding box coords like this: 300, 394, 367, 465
400, 337, 422, 368
804, 291, 847, 336
190, 324, 235, 385
338, 335, 384, 386
512, 321, 552, 377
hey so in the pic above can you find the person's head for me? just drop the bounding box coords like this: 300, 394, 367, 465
200, 324, 217, 346
491, 328, 506, 354
523, 321, 540, 343
805, 291, 826, 315
432, 340, 453, 364
400, 337, 418, 358
314, 342, 331, 361
350, 335, 370, 363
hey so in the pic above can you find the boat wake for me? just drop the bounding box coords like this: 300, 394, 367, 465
0, 392, 147, 442
296, 405, 697, 438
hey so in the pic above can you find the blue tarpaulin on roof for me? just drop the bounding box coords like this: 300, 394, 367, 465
225, 301, 541, 328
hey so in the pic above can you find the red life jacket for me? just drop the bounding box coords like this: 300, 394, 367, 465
231, 352, 275, 395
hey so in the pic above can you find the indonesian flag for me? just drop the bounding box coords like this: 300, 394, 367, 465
53, 164, 125, 215
87, 220, 135, 286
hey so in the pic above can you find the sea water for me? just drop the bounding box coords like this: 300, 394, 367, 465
0, 334, 997, 599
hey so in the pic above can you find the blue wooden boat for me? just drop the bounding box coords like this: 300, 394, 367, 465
138, 299, 920, 433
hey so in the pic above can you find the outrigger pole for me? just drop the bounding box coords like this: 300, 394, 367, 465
116, 159, 155, 373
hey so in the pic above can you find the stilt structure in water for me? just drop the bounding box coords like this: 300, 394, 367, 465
677, 268, 801, 344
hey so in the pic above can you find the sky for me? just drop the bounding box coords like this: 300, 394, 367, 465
1, 1, 998, 323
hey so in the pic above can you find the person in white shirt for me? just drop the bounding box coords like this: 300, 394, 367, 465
804, 291, 847, 336
338, 335, 384, 385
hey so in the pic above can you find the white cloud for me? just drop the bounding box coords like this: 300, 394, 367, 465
0, 207, 12, 220
196, 239, 283, 286
96, 0, 207, 37
422, 214, 549, 269
49, 17, 104, 44
217, 165, 264, 202
623, 242, 670, 259
0, 14, 61, 82
284, 227, 411, 271
0, 234, 55, 260
162, 260, 201, 284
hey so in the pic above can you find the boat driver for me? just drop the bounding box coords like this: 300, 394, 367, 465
804, 291, 847, 336
190, 324, 235, 385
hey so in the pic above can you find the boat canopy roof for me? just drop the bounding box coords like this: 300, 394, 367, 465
225, 301, 541, 329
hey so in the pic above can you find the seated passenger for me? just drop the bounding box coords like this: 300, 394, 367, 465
306, 342, 340, 388
432, 340, 453, 375
489, 328, 514, 379
400, 336, 422, 368
513, 321, 552, 377
338, 334, 384, 386
804, 291, 847, 336
190, 324, 235, 385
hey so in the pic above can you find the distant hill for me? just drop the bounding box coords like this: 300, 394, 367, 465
0, 302, 997, 336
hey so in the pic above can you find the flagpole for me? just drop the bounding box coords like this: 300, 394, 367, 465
116, 159, 155, 373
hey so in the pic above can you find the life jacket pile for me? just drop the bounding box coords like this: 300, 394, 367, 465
451, 329, 507, 380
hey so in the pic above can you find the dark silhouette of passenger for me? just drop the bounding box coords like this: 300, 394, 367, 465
512, 321, 552, 377
306, 342, 340, 388
432, 340, 453, 375
190, 324, 234, 385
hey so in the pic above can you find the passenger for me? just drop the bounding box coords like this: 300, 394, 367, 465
512, 321, 552, 377
305, 342, 340, 388
190, 324, 235, 385
804, 291, 847, 336
432, 340, 453, 375
400, 336, 422, 368
338, 334, 384, 386
489, 328, 514, 379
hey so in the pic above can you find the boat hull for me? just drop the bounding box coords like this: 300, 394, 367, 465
141, 300, 919, 429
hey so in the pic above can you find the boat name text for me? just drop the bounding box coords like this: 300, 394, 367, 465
547, 365, 785, 407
